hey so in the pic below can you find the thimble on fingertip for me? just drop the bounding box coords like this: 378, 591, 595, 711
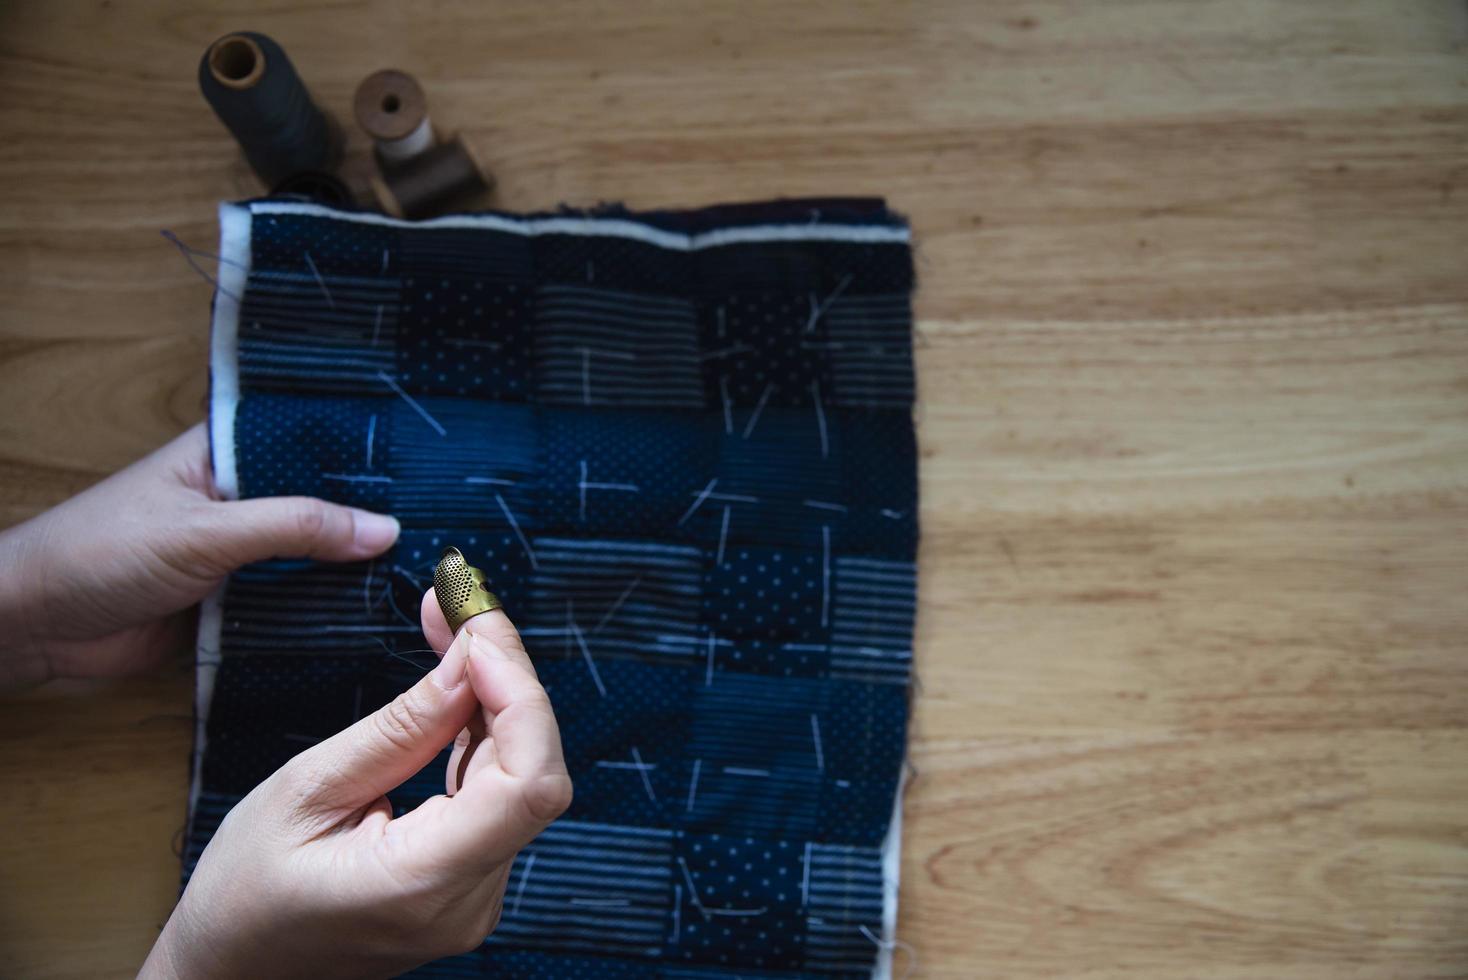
433, 546, 503, 633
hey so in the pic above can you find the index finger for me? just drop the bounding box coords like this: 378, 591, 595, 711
420, 587, 539, 682
419, 588, 455, 654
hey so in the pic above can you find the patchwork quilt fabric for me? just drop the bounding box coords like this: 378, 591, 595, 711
191, 198, 917, 978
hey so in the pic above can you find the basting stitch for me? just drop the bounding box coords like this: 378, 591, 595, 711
742, 383, 773, 439
377, 370, 447, 436
302, 251, 335, 309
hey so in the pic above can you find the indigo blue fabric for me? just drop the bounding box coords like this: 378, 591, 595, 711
191, 199, 917, 978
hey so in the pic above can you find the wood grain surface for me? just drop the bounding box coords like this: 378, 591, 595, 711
1, 1, 1466, 976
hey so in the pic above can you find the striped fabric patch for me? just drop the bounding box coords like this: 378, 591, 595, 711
534, 285, 704, 408
193, 198, 917, 979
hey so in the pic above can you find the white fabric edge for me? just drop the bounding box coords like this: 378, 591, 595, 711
208, 202, 251, 500
248, 200, 911, 249
187, 202, 253, 843
871, 767, 908, 980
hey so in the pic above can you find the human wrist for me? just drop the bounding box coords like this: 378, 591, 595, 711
138, 918, 184, 979
0, 517, 55, 689
142, 893, 244, 980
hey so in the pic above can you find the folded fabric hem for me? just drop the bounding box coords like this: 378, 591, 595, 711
243, 197, 911, 251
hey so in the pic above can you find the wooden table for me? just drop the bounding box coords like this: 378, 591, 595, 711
2, 2, 1465, 976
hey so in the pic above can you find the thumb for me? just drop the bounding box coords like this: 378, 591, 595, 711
290, 641, 477, 810
203, 496, 400, 568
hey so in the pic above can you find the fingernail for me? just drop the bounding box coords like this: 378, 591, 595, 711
430, 641, 467, 690
353, 510, 400, 553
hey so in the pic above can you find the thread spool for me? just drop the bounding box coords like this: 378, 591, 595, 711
354, 69, 434, 164
198, 32, 342, 187
371, 134, 491, 219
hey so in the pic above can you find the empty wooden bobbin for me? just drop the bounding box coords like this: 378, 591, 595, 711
354, 69, 433, 164
370, 133, 492, 219
207, 34, 266, 91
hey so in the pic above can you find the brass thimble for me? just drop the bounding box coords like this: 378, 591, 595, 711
433, 546, 503, 633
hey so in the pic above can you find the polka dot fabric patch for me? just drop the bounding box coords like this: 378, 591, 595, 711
399, 278, 533, 400
195, 198, 916, 979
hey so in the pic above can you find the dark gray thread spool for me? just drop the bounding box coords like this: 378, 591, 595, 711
198, 32, 342, 188
371, 134, 491, 219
